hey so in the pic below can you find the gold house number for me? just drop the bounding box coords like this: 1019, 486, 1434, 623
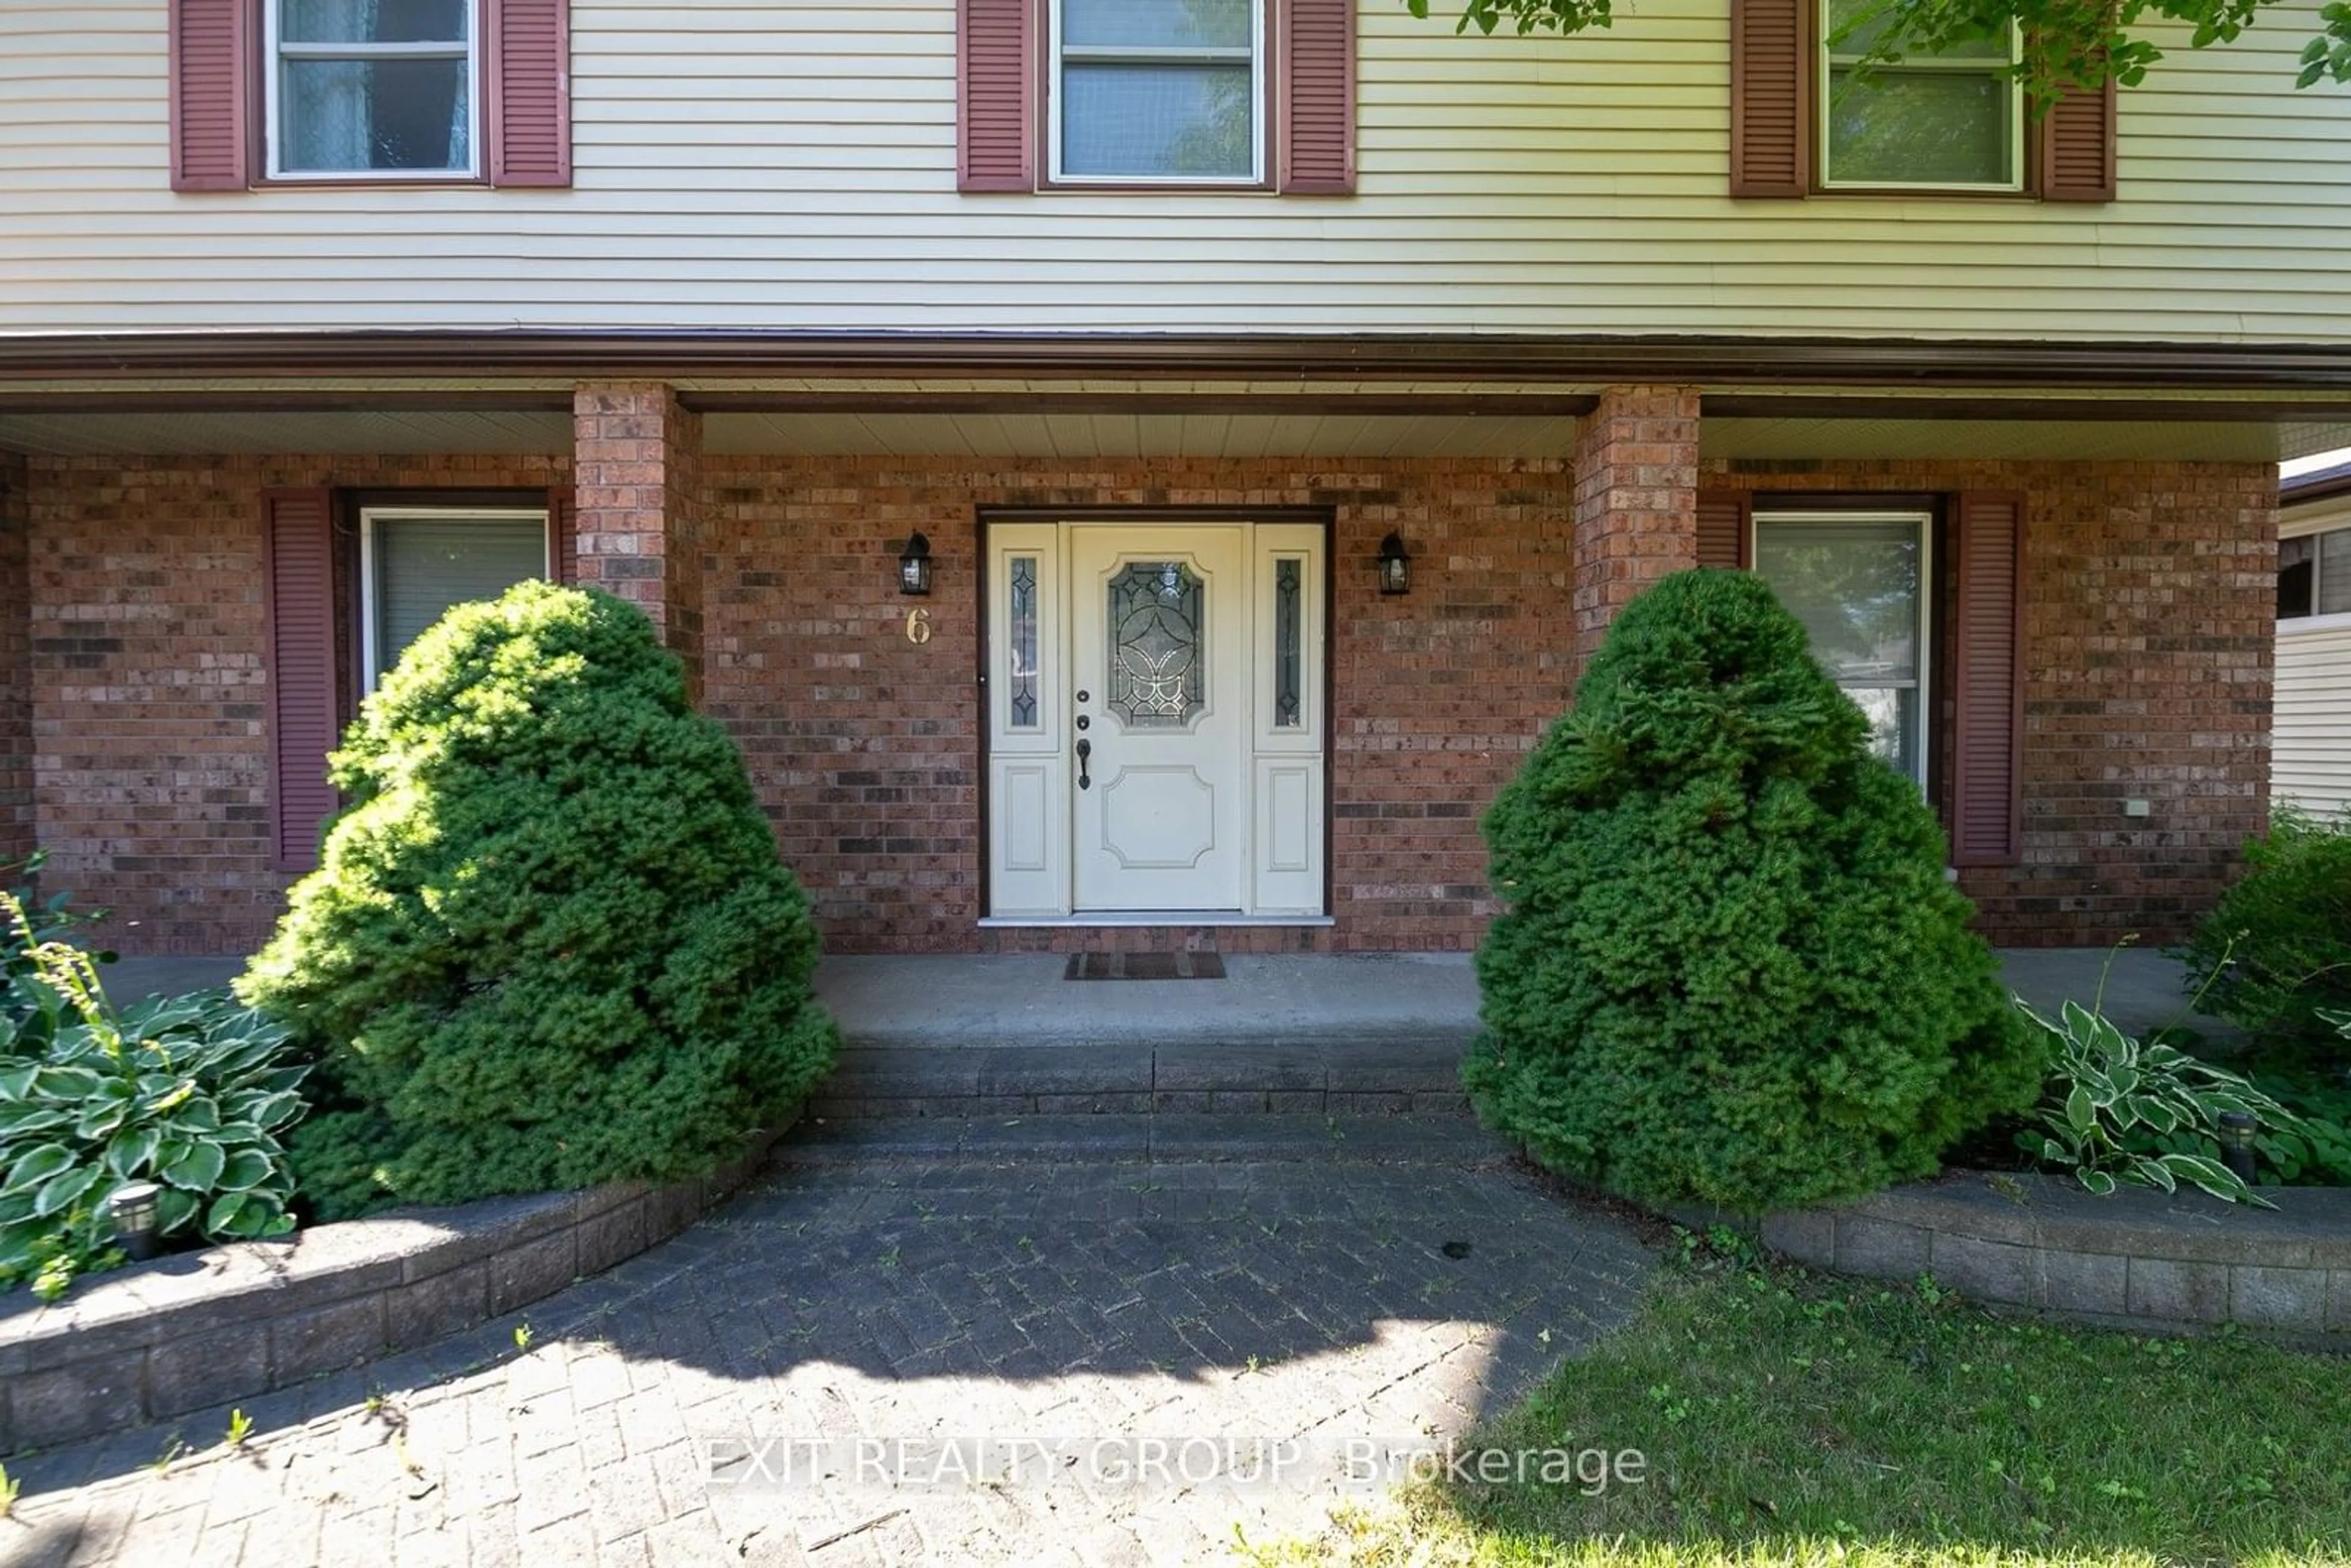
905, 607, 932, 645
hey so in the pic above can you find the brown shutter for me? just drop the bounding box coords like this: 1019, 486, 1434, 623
1281, 0, 1355, 194
2038, 80, 2115, 203
959, 0, 1035, 192
547, 488, 576, 584
487, 0, 572, 187
1695, 490, 1753, 569
1950, 491, 2025, 868
169, 0, 250, 192
1729, 0, 1808, 198
263, 489, 340, 874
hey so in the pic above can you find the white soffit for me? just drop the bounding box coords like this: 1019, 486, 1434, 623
1702, 418, 2288, 464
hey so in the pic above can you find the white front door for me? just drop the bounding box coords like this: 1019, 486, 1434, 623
1069, 526, 1247, 911
985, 519, 1325, 920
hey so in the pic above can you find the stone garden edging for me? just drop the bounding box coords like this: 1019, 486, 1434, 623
1715, 1170, 2351, 1337
0, 1127, 784, 1454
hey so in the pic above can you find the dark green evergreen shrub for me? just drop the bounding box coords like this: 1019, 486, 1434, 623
241, 582, 835, 1219
1464, 568, 2042, 1213
2181, 807, 2351, 1059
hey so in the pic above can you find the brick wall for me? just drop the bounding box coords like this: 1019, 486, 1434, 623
0, 455, 29, 871
24, 455, 568, 954
700, 455, 1578, 952
1703, 459, 2275, 945
1572, 387, 1700, 670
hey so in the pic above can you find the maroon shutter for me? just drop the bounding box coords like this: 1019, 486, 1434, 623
959, 0, 1035, 192
547, 488, 576, 584
1281, 0, 1355, 194
169, 0, 250, 191
1950, 492, 2025, 868
2039, 80, 2116, 202
263, 489, 340, 874
1695, 490, 1753, 569
487, 0, 572, 187
1729, 0, 1807, 198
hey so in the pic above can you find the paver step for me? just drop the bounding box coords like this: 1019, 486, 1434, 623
811, 1034, 1473, 1119
778, 1111, 1512, 1166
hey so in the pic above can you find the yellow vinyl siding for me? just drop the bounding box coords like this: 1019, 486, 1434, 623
2, 0, 2348, 336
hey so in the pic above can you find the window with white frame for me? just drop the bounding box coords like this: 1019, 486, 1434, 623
269, 0, 478, 178
1820, 0, 2020, 190
1753, 512, 1931, 784
1052, 0, 1263, 182
361, 509, 548, 688
2281, 522, 2351, 621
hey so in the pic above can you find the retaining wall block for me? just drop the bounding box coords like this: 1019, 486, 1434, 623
8, 1356, 143, 1449
2126, 1258, 2231, 1322
386, 1263, 492, 1351
2229, 1265, 2330, 1332
1927, 1233, 2036, 1305
2033, 1250, 2129, 1316
1832, 1216, 1930, 1278
1759, 1210, 1837, 1267
270, 1294, 390, 1384
149, 1326, 271, 1419
489, 1231, 581, 1318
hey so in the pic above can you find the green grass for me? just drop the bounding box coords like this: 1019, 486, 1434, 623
1248, 1234, 2351, 1567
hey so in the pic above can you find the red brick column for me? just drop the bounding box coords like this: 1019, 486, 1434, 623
0, 456, 29, 869
572, 383, 705, 698
1572, 385, 1701, 672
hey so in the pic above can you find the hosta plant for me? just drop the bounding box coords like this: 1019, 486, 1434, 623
2019, 997, 2298, 1207
0, 894, 306, 1300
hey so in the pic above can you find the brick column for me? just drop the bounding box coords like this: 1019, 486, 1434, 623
0, 456, 30, 870
572, 383, 705, 699
1572, 385, 1701, 672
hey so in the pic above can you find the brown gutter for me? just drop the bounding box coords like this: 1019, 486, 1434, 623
6, 330, 2351, 391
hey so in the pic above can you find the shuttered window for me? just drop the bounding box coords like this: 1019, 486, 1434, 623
1730, 0, 2113, 201
961, 0, 1352, 193
362, 509, 549, 688
170, 0, 569, 189
1753, 513, 1930, 784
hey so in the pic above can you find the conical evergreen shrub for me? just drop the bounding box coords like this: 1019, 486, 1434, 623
241, 582, 836, 1219
1466, 568, 2041, 1213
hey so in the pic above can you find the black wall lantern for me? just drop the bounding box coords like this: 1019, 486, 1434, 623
1377, 531, 1411, 596
897, 531, 933, 596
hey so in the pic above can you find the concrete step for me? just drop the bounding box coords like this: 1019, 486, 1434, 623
776, 1112, 1511, 1166
809, 1035, 1472, 1119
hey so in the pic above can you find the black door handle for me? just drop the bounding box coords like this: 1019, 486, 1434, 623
1076, 738, 1092, 790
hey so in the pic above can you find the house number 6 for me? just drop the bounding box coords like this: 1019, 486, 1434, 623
904, 608, 932, 646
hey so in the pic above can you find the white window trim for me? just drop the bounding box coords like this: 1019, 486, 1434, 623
359, 506, 548, 692
1752, 509, 1934, 787
2281, 512, 2351, 631
1817, 15, 2025, 193
1046, 0, 1267, 186
263, 0, 482, 182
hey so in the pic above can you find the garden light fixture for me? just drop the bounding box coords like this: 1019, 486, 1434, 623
108, 1181, 163, 1262
2218, 1110, 2259, 1184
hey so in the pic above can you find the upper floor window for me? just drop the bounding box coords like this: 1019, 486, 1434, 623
1820, 0, 2020, 190
268, 0, 477, 178
1051, 0, 1264, 182
2281, 523, 2351, 622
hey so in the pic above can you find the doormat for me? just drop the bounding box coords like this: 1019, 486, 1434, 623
1063, 952, 1228, 981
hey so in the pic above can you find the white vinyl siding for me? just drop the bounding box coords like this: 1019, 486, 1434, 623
2274, 617, 2351, 814
6, 0, 2351, 338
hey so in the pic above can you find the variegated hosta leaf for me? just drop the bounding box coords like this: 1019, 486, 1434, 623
2077, 1169, 2118, 1196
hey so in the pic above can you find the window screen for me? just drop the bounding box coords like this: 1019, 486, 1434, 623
370, 512, 547, 683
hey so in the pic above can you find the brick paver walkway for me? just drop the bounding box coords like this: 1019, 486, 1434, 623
2, 1119, 1653, 1567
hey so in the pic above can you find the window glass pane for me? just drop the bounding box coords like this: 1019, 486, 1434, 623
2320, 528, 2351, 615
283, 0, 467, 45
1008, 557, 1040, 730
1108, 561, 1205, 729
1063, 64, 1253, 178
2279, 534, 2315, 618
1826, 68, 2010, 185
282, 58, 470, 171
1824, 0, 2006, 57
1844, 687, 1920, 779
1753, 520, 1922, 685
374, 516, 546, 680
1273, 557, 1302, 728
1064, 0, 1250, 50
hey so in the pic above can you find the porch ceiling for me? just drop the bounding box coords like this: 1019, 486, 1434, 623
1, 404, 2345, 465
